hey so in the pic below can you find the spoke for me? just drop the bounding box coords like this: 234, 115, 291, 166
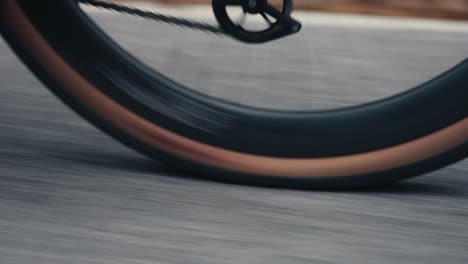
260, 12, 273, 25
264, 4, 283, 20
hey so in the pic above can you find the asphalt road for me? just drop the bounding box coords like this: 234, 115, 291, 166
1, 7, 468, 264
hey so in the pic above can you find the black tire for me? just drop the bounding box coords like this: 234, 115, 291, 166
1, 0, 467, 189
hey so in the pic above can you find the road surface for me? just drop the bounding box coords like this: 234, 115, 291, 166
1, 6, 468, 264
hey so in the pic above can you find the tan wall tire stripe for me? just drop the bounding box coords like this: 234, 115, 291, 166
3, 0, 468, 178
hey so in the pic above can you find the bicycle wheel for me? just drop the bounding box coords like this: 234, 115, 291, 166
1, 0, 467, 189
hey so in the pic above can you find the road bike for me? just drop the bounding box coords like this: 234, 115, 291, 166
1, 0, 467, 189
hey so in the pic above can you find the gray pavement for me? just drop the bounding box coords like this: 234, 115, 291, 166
1, 9, 468, 264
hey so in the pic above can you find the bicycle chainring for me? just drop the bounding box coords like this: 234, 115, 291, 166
212, 0, 301, 43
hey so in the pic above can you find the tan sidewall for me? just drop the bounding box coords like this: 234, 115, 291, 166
3, 0, 468, 178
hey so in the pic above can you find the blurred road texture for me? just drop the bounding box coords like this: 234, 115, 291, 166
1, 5, 468, 264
